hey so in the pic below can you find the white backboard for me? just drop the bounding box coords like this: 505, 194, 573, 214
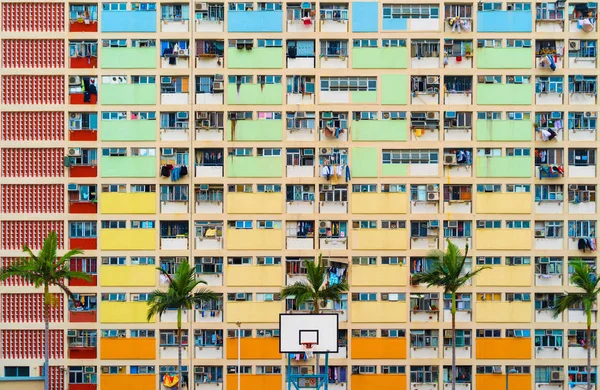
279, 313, 339, 353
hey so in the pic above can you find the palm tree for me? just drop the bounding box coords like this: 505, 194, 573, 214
280, 254, 349, 374
0, 231, 91, 390
147, 260, 217, 390
411, 239, 489, 390
552, 260, 600, 390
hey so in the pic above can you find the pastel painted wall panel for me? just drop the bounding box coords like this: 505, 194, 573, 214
476, 338, 532, 359
476, 84, 532, 105
382, 164, 409, 177
476, 229, 532, 250
476, 302, 533, 323
99, 229, 156, 251
227, 47, 283, 69
351, 91, 377, 104
352, 47, 408, 69
352, 119, 408, 141
352, 374, 407, 390
226, 156, 283, 178
225, 265, 283, 286
225, 302, 281, 323
350, 264, 408, 286
381, 74, 408, 104
227, 84, 283, 105
99, 192, 157, 214
352, 147, 378, 177
226, 229, 283, 250
225, 193, 284, 214
352, 2, 379, 32
475, 193, 532, 214
100, 48, 157, 69
477, 11, 532, 32
101, 120, 156, 141
100, 338, 156, 359
352, 338, 406, 359
100, 156, 157, 178
101, 84, 157, 105
227, 119, 282, 141
100, 301, 154, 323
352, 229, 408, 250
228, 11, 283, 32
100, 265, 156, 287
101, 11, 157, 32
475, 156, 532, 178
476, 48, 533, 69
382, 18, 408, 31
100, 375, 156, 389
351, 302, 407, 323
476, 265, 533, 287
476, 120, 532, 141
476, 375, 532, 390
226, 338, 281, 359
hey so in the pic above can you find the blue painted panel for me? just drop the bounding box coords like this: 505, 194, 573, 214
101, 11, 157, 32
352, 2, 378, 32
228, 11, 283, 32
382, 18, 408, 31
476, 10, 532, 32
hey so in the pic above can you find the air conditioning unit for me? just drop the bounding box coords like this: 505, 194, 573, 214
568, 184, 578, 190
132, 295, 139, 301
102, 367, 109, 374
235, 293, 247, 301
212, 81, 224, 91
162, 148, 174, 156
443, 154, 457, 165
67, 184, 79, 192
176, 111, 188, 120
68, 148, 81, 157
535, 230, 546, 238
551, 371, 564, 381
67, 330, 78, 337
447, 221, 458, 228
300, 367, 313, 374
427, 192, 439, 201
322, 185, 333, 191
197, 367, 205, 373
492, 366, 502, 374
477, 221, 486, 228
214, 74, 224, 82
196, 2, 208, 11
426, 76, 439, 85
321, 148, 332, 155
445, 111, 457, 119
426, 112, 439, 120
477, 75, 485, 83
161, 76, 172, 84
178, 49, 189, 57
319, 221, 332, 230
196, 112, 208, 120
507, 76, 515, 83
68, 76, 81, 85
569, 40, 581, 51
426, 184, 438, 192
428, 220, 440, 228
585, 112, 596, 118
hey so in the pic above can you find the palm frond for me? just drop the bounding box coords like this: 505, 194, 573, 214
552, 293, 585, 318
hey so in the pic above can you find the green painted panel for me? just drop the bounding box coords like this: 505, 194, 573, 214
227, 47, 283, 69
101, 120, 156, 141
101, 84, 157, 105
351, 91, 377, 104
476, 48, 532, 69
100, 156, 157, 178
352, 47, 408, 69
227, 84, 283, 105
381, 74, 408, 105
352, 147, 378, 178
382, 164, 409, 177
476, 120, 532, 141
226, 120, 283, 141
101, 48, 157, 69
352, 120, 408, 141
227, 156, 283, 178
476, 156, 532, 178
476, 84, 532, 105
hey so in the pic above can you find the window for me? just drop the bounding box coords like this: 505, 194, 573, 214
535, 293, 560, 310
411, 40, 440, 58
477, 257, 501, 265
477, 293, 501, 301
506, 257, 530, 265
101, 257, 126, 265
445, 4, 472, 18
536, 76, 564, 94
320, 77, 377, 92
131, 366, 155, 374
131, 220, 154, 229
410, 330, 439, 347
257, 184, 282, 193
257, 2, 282, 11
69, 366, 97, 384
476, 330, 501, 339
568, 149, 596, 166
476, 366, 503, 374
160, 330, 188, 346
352, 329, 377, 338
257, 148, 281, 157
257, 220, 282, 229
256, 257, 281, 265
101, 220, 126, 229
319, 185, 348, 202
353, 220, 377, 229
383, 150, 439, 164
569, 184, 596, 203
353, 39, 378, 48
352, 184, 376, 193
72, 149, 97, 166
477, 111, 501, 120
69, 222, 97, 238
383, 4, 439, 18
443, 329, 472, 346
506, 148, 531, 157
506, 220, 531, 229
506, 293, 531, 302
477, 220, 501, 229
102, 148, 126, 157
256, 293, 280, 302
535, 184, 563, 201
320, 4, 349, 20
228, 257, 251, 265
352, 366, 376, 375
256, 366, 281, 375
410, 366, 439, 383
506, 39, 531, 47
351, 293, 377, 302
381, 257, 405, 265
131, 329, 155, 338
381, 184, 406, 193
320, 40, 348, 57
569, 40, 597, 58
160, 185, 188, 202
132, 75, 156, 84
568, 220, 596, 238
381, 293, 406, 301
382, 220, 406, 229
161, 4, 189, 20
569, 112, 597, 131
535, 257, 562, 275
569, 75, 597, 94
382, 366, 406, 374
5, 367, 30, 377
444, 221, 472, 238
536, 367, 563, 384
381, 329, 406, 338
506, 329, 531, 337
101, 293, 126, 302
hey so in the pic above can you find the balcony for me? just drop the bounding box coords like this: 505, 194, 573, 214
99, 228, 156, 251
100, 156, 156, 178
351, 265, 407, 287
101, 10, 157, 32
352, 229, 408, 250
226, 228, 282, 250
476, 301, 532, 323
476, 83, 533, 105
100, 338, 156, 359
227, 119, 283, 141
225, 301, 281, 323
227, 83, 284, 105
476, 48, 533, 69
101, 119, 156, 141
227, 47, 283, 69
99, 192, 156, 214
70, 5, 98, 32
100, 301, 152, 323
225, 375, 282, 390
100, 84, 157, 105
351, 337, 407, 359
475, 156, 532, 177
227, 11, 283, 32
226, 193, 283, 214
225, 265, 283, 287
476, 10, 532, 32
476, 228, 532, 250
475, 193, 532, 214
351, 47, 408, 69
351, 119, 408, 142
476, 120, 532, 141
351, 302, 407, 323
226, 156, 283, 178
100, 374, 155, 389
99, 265, 155, 287
100, 48, 156, 69
352, 375, 407, 390
351, 193, 408, 214
226, 337, 281, 359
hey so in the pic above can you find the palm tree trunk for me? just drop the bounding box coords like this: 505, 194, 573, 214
451, 292, 457, 390
43, 285, 50, 390
587, 307, 592, 390
177, 308, 183, 390
314, 299, 320, 379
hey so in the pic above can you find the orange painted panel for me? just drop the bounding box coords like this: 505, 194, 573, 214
351, 338, 407, 359
226, 374, 282, 390
100, 338, 156, 360
476, 374, 531, 390
475, 338, 531, 359
352, 374, 407, 390
226, 337, 281, 360
100, 374, 155, 389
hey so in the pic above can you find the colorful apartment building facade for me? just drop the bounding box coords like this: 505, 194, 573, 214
0, 0, 599, 389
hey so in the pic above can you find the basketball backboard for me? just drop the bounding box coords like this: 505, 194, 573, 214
279, 313, 339, 354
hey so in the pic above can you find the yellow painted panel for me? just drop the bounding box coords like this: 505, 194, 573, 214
351, 302, 407, 323
351, 338, 407, 359
476, 229, 531, 250
100, 301, 154, 323
100, 338, 156, 359
475, 301, 532, 323
100, 265, 156, 287
0, 380, 43, 390
475, 193, 532, 214
225, 301, 281, 323
351, 265, 407, 287
352, 229, 408, 250
225, 265, 283, 287
226, 337, 281, 359
100, 228, 156, 251
352, 374, 407, 390
475, 338, 532, 359
476, 374, 532, 390
226, 375, 282, 390
226, 193, 283, 214
226, 229, 283, 250
476, 265, 532, 287
351, 193, 408, 214
99, 192, 156, 214
100, 374, 156, 389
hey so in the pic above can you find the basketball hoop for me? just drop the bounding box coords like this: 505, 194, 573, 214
301, 342, 315, 359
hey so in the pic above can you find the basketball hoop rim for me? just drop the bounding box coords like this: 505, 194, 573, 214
301, 342, 315, 350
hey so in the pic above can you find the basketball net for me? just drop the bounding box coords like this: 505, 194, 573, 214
301, 342, 315, 360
